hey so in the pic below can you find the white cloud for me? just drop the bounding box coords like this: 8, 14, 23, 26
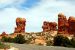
0, 0, 75, 33
0, 0, 26, 4
0, 0, 15, 3
0, 0, 27, 9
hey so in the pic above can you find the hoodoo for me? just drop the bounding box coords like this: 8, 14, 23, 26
14, 17, 26, 33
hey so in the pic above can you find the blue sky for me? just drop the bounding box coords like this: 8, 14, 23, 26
0, 0, 75, 33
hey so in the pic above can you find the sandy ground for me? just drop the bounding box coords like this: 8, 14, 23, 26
5, 43, 75, 50
8, 47, 19, 50
0, 47, 19, 50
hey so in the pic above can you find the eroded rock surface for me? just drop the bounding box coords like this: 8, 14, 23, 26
42, 21, 57, 32
14, 17, 26, 33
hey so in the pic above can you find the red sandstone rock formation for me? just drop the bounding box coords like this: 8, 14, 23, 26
42, 21, 57, 32
68, 16, 75, 34
58, 13, 69, 34
1, 32, 8, 36
58, 13, 75, 35
14, 17, 26, 33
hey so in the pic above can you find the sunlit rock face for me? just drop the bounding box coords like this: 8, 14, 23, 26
14, 17, 26, 33
58, 13, 69, 34
68, 16, 75, 34
58, 13, 75, 35
42, 21, 57, 32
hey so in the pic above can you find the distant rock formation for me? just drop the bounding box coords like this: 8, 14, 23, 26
42, 21, 57, 32
0, 32, 8, 39
68, 16, 75, 34
0, 32, 8, 37
58, 13, 75, 35
14, 17, 26, 33
58, 13, 69, 34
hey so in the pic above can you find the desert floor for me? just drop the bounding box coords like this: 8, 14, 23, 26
5, 43, 75, 50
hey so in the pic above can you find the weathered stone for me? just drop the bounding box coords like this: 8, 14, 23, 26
58, 13, 75, 35
1, 32, 8, 36
58, 13, 69, 34
42, 21, 57, 32
14, 17, 26, 33
68, 16, 75, 34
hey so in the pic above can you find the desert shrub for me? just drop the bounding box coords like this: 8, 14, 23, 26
1, 34, 26, 44
46, 40, 53, 46
38, 43, 43, 46
70, 38, 75, 48
1, 36, 14, 42
62, 37, 72, 47
53, 35, 72, 47
7, 37, 14, 42
53, 35, 64, 46
1, 36, 8, 42
14, 34, 26, 44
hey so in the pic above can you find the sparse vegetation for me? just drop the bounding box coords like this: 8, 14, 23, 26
1, 32, 75, 48
0, 42, 10, 49
46, 40, 53, 46
70, 37, 75, 47
1, 34, 26, 44
14, 34, 26, 44
1, 36, 8, 42
53, 35, 75, 48
1, 36, 13, 42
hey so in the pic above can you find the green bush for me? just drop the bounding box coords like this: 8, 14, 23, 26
62, 37, 72, 47
53, 35, 72, 47
14, 34, 26, 44
1, 36, 14, 42
1, 34, 26, 44
53, 35, 64, 46
1, 36, 8, 42
70, 38, 75, 47
7, 37, 14, 42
